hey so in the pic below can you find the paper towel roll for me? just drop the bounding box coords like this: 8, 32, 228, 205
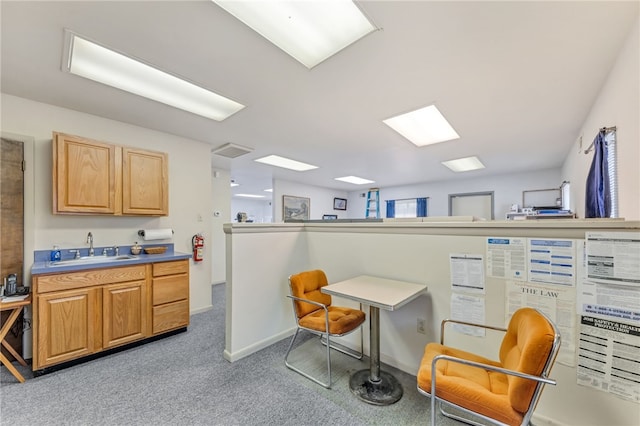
138, 228, 173, 241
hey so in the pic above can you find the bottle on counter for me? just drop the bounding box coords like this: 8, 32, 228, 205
131, 242, 142, 255
50, 245, 61, 262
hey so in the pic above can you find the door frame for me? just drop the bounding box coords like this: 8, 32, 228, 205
448, 191, 495, 220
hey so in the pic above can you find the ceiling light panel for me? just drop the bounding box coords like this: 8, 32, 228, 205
63, 30, 245, 121
235, 194, 266, 198
383, 105, 460, 147
213, 0, 376, 69
334, 176, 375, 185
255, 155, 318, 171
441, 156, 485, 172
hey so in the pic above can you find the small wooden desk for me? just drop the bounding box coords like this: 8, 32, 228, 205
322, 275, 427, 405
0, 295, 31, 383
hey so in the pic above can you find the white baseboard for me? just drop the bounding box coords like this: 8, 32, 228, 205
190, 304, 213, 315
223, 328, 294, 362
532, 413, 568, 426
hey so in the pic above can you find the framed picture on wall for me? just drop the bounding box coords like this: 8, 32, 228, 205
283, 195, 310, 221
333, 197, 347, 210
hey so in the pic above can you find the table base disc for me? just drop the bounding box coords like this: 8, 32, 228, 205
349, 369, 403, 405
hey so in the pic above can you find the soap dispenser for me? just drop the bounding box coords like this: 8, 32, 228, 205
50, 245, 61, 262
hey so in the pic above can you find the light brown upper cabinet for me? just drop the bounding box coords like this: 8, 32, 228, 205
53, 132, 168, 216
122, 148, 168, 215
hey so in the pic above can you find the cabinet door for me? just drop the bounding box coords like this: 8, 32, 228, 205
53, 132, 119, 214
103, 280, 149, 349
36, 287, 100, 369
122, 148, 168, 216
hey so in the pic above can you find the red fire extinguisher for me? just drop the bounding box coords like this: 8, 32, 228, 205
192, 233, 204, 262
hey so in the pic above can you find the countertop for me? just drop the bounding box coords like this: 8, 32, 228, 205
32, 244, 191, 275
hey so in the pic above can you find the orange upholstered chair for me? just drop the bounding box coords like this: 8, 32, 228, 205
417, 308, 560, 426
285, 269, 365, 388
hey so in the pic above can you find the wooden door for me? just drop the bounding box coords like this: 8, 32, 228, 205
53, 132, 119, 214
122, 148, 168, 215
0, 137, 24, 360
102, 280, 148, 348
35, 288, 99, 369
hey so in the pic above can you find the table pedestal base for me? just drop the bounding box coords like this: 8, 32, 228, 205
349, 369, 403, 405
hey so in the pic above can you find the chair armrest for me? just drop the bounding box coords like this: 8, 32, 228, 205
431, 354, 557, 386
287, 294, 332, 333
440, 319, 507, 345
287, 295, 330, 318
287, 295, 329, 311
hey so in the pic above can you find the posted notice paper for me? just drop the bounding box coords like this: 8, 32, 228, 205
450, 293, 485, 337
506, 280, 576, 366
586, 232, 640, 287
577, 315, 640, 404
527, 239, 576, 286
486, 237, 526, 280
450, 254, 485, 294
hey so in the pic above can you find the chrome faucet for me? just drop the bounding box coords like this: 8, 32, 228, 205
102, 246, 119, 256
87, 232, 94, 256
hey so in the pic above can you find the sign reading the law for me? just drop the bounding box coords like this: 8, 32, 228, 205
506, 280, 576, 366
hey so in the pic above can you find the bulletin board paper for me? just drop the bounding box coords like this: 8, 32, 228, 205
486, 237, 526, 280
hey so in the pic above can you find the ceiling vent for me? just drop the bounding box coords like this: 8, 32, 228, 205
211, 143, 253, 158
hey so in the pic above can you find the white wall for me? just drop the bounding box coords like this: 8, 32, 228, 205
230, 197, 273, 223
562, 17, 640, 220
273, 178, 349, 222
212, 168, 231, 285
346, 168, 562, 219
1, 94, 213, 314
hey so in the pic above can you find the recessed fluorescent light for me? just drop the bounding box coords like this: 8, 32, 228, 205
441, 156, 485, 172
63, 30, 245, 121
334, 176, 375, 185
213, 0, 376, 69
264, 188, 273, 193
383, 105, 460, 147
255, 155, 318, 171
235, 194, 266, 198
230, 182, 239, 187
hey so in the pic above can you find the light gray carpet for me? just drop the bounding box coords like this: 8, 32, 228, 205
0, 284, 466, 425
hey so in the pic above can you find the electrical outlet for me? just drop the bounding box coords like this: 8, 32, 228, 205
417, 318, 426, 334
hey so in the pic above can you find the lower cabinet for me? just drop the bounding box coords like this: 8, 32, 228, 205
152, 260, 190, 334
33, 260, 189, 371
36, 287, 100, 369
103, 280, 148, 349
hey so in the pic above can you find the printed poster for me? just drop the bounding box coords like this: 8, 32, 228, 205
506, 280, 576, 366
486, 237, 526, 280
577, 316, 640, 404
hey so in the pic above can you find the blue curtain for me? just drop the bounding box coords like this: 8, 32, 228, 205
416, 197, 427, 217
585, 130, 610, 218
386, 200, 395, 218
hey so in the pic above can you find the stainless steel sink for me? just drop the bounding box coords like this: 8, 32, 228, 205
48, 255, 138, 267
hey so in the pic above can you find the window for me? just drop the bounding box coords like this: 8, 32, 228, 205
606, 130, 618, 218
385, 197, 428, 218
584, 127, 617, 218
395, 199, 417, 218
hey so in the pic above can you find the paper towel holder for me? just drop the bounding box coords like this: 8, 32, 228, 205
138, 229, 174, 237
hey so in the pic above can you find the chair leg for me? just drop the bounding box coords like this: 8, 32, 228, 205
284, 327, 332, 388
320, 327, 364, 360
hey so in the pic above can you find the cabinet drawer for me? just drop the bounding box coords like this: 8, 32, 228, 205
153, 260, 189, 277
153, 275, 189, 305
36, 265, 146, 293
153, 300, 189, 334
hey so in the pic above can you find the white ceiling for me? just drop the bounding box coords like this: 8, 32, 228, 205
2, 1, 638, 197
